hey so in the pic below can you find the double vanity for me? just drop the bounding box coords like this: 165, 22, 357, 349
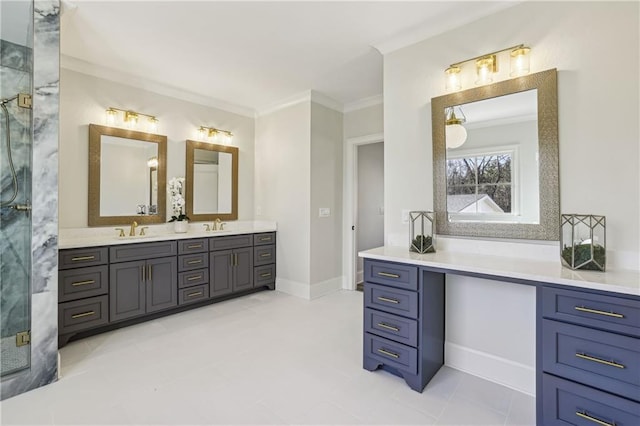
58, 224, 276, 347
360, 247, 640, 426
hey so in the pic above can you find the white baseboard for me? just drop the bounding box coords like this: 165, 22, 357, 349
275, 278, 310, 299
356, 269, 363, 284
445, 342, 535, 396
310, 277, 342, 299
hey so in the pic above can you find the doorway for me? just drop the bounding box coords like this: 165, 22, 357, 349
342, 133, 384, 291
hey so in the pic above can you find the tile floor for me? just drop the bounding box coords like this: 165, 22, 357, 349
0, 290, 535, 425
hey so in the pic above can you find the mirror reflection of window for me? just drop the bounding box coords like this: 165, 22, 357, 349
100, 135, 158, 216
445, 89, 539, 224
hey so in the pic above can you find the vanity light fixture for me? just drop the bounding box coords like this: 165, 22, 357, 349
445, 106, 467, 149
197, 126, 233, 144
444, 44, 531, 91
105, 107, 159, 132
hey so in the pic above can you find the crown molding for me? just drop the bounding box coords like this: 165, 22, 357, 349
373, 2, 520, 55
256, 90, 344, 117
60, 54, 256, 118
343, 94, 383, 113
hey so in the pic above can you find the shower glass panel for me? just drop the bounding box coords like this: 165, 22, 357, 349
0, 0, 34, 377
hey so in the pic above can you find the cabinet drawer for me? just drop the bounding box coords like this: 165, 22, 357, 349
364, 259, 418, 291
178, 269, 208, 288
253, 232, 275, 246
59, 295, 109, 334
253, 245, 275, 266
364, 333, 418, 375
364, 308, 418, 347
110, 241, 177, 263
364, 283, 418, 319
542, 319, 640, 400
254, 264, 276, 287
209, 234, 252, 250
542, 373, 640, 426
178, 284, 209, 305
178, 238, 209, 254
178, 253, 209, 272
542, 287, 640, 338
59, 265, 108, 302
59, 247, 108, 269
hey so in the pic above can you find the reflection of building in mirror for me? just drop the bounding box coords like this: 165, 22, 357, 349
99, 135, 158, 216
193, 149, 233, 215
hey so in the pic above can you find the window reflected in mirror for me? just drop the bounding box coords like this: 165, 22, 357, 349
445, 89, 539, 224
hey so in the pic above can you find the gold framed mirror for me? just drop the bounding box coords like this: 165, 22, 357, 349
185, 140, 238, 221
88, 124, 167, 226
431, 68, 559, 240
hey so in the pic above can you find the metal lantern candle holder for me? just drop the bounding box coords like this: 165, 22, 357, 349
560, 214, 606, 271
410, 211, 435, 254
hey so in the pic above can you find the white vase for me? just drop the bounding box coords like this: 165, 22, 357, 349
174, 220, 189, 233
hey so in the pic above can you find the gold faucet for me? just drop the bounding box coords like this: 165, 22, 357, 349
203, 224, 211, 231
115, 228, 125, 237
129, 221, 138, 236
139, 226, 148, 236
214, 218, 221, 230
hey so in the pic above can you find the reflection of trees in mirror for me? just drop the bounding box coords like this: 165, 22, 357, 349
447, 153, 512, 213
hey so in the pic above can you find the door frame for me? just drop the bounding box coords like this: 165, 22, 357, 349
342, 133, 384, 290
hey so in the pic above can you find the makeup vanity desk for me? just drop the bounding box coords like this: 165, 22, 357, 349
359, 246, 640, 426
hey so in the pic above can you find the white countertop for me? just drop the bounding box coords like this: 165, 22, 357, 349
59, 221, 277, 249
359, 246, 640, 297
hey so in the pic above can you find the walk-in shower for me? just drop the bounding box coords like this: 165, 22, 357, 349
1, 0, 34, 378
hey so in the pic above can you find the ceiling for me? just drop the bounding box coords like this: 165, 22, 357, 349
60, 1, 517, 114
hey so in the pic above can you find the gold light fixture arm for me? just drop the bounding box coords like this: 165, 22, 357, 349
448, 44, 526, 68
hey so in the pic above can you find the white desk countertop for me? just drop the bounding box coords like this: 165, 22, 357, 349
359, 246, 640, 297
59, 221, 277, 250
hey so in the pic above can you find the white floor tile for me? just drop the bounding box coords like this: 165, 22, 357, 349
1, 289, 536, 425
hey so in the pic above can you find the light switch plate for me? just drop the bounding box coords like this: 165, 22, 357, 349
401, 209, 410, 224
319, 208, 331, 217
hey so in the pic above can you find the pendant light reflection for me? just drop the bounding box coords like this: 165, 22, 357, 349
445, 106, 467, 149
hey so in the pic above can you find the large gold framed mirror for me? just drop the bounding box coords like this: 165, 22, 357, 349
88, 124, 167, 226
185, 140, 238, 221
431, 68, 559, 240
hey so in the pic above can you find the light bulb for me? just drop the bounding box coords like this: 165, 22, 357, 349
445, 66, 461, 92
475, 56, 495, 85
510, 47, 531, 77
445, 124, 467, 149
105, 108, 117, 125
147, 117, 158, 133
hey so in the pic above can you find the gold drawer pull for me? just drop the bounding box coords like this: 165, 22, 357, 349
71, 280, 95, 287
187, 275, 202, 281
260, 273, 272, 278
71, 311, 95, 319
377, 322, 400, 332
187, 244, 202, 249
260, 253, 271, 258
71, 255, 95, 261
377, 296, 400, 304
377, 348, 400, 359
187, 291, 203, 298
187, 259, 202, 265
377, 272, 400, 279
574, 306, 624, 319
575, 353, 625, 369
259, 237, 271, 241
576, 411, 615, 426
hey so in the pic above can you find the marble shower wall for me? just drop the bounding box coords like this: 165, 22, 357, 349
0, 38, 33, 338
1, 0, 59, 400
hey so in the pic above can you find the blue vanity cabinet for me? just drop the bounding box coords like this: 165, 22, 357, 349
538, 286, 640, 426
362, 259, 445, 392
